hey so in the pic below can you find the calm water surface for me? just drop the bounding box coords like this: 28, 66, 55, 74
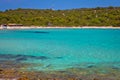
0, 28, 120, 71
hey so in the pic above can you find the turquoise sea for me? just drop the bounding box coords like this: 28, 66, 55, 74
0, 28, 120, 73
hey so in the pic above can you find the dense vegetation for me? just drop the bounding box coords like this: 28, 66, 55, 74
0, 7, 120, 27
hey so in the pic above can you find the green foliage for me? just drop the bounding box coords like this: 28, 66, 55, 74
0, 7, 120, 27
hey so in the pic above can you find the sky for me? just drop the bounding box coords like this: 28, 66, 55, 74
0, 0, 120, 11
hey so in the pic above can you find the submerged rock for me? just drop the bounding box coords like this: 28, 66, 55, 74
87, 65, 95, 68
35, 56, 49, 60
16, 57, 27, 62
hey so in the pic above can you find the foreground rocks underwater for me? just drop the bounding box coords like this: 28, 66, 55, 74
0, 65, 120, 80
0, 69, 120, 80
0, 54, 120, 80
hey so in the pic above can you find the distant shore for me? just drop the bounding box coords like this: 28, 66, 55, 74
0, 26, 120, 30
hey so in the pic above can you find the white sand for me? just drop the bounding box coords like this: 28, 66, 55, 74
0, 26, 120, 30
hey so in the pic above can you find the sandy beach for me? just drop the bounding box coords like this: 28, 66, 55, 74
0, 26, 120, 30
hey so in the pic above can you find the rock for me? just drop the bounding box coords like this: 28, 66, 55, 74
0, 69, 3, 72
18, 77, 30, 80
0, 69, 3, 74
87, 65, 94, 68
16, 57, 27, 62
93, 78, 99, 80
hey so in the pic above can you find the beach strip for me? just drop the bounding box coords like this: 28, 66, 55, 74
0, 26, 120, 30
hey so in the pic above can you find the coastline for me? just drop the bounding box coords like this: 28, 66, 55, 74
0, 26, 120, 30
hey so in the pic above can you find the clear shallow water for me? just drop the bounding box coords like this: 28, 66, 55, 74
0, 28, 120, 71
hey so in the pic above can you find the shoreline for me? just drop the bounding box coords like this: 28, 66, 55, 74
0, 26, 120, 30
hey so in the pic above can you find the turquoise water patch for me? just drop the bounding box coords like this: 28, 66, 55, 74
0, 29, 120, 71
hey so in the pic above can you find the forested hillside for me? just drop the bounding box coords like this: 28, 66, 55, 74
0, 7, 120, 27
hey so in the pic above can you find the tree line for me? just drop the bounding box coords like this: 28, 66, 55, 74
0, 7, 120, 27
